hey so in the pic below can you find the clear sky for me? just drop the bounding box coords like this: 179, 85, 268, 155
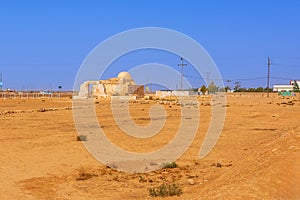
0, 0, 299, 90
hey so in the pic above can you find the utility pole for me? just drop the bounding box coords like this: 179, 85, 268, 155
0, 72, 3, 91
206, 72, 210, 86
145, 75, 149, 93
58, 85, 62, 98
267, 57, 271, 97
177, 57, 187, 90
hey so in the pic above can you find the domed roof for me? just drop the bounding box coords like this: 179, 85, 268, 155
117, 72, 132, 80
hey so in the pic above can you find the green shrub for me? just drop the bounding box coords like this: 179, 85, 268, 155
162, 162, 177, 169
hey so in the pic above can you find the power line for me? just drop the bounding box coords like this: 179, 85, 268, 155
271, 63, 300, 68
183, 74, 204, 80
184, 74, 297, 82
270, 77, 294, 80
231, 77, 266, 81
183, 74, 267, 81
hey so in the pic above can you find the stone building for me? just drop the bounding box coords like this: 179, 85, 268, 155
77, 72, 144, 98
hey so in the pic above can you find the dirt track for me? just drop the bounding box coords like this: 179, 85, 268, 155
0, 94, 299, 199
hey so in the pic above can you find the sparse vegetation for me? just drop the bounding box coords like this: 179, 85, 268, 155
1, 94, 299, 199
208, 81, 219, 94
76, 167, 98, 181
149, 183, 182, 197
200, 85, 208, 95
234, 87, 272, 92
76, 135, 87, 141
139, 175, 146, 183
162, 162, 177, 169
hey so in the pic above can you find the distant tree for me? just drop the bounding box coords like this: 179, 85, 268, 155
293, 80, 299, 92
234, 82, 241, 91
208, 81, 218, 94
219, 88, 226, 92
247, 88, 256, 92
224, 86, 231, 92
234, 88, 247, 92
192, 88, 198, 92
256, 87, 264, 92
200, 85, 207, 95
264, 87, 273, 93
233, 87, 268, 92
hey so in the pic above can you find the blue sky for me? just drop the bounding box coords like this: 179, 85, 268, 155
0, 0, 299, 90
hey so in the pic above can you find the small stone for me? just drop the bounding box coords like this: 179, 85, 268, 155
188, 179, 195, 185
148, 179, 153, 183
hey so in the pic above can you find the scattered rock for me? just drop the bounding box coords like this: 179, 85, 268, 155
187, 174, 198, 178
148, 179, 153, 183
139, 176, 147, 183
188, 179, 195, 185
211, 162, 222, 168
38, 108, 46, 112
216, 162, 222, 168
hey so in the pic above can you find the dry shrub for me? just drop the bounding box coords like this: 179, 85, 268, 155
76, 167, 98, 181
149, 183, 182, 197
76, 135, 87, 141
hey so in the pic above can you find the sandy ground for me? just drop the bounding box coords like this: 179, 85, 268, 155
0, 94, 299, 199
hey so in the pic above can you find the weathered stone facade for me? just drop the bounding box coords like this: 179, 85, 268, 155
77, 72, 143, 98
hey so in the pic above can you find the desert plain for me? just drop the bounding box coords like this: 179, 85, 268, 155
0, 93, 299, 199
